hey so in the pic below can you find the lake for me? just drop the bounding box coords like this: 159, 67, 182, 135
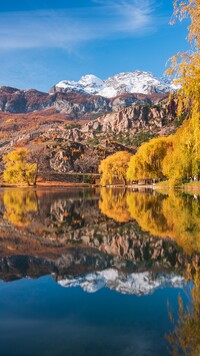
0, 187, 199, 356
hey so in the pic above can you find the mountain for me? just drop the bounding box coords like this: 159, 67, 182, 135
51, 71, 175, 97
58, 269, 184, 295
0, 98, 177, 176
0, 85, 167, 116
0, 73, 178, 179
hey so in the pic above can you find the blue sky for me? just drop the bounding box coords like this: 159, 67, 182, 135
0, 0, 189, 91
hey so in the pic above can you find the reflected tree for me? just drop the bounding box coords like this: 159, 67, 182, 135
99, 188, 131, 222
3, 190, 38, 227
167, 260, 200, 355
99, 188, 200, 254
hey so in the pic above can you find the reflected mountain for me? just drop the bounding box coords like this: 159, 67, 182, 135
57, 269, 184, 296
0, 187, 199, 296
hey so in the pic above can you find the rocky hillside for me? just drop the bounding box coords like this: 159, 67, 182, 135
0, 77, 180, 178
0, 85, 167, 117
83, 99, 177, 135
0, 96, 178, 177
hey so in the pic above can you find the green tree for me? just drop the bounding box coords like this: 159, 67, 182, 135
3, 148, 37, 185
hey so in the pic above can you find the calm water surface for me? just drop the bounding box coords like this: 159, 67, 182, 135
0, 187, 199, 356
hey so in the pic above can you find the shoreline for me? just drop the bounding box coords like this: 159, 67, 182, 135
0, 180, 199, 193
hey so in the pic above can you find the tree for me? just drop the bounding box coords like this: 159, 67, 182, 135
98, 151, 131, 186
165, 0, 200, 183
29, 145, 50, 182
162, 120, 200, 185
3, 148, 37, 185
167, 1, 200, 115
127, 137, 172, 182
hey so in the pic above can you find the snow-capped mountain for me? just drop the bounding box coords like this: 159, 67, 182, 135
57, 269, 184, 296
52, 71, 175, 97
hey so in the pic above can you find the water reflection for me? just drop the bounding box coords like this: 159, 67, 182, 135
0, 187, 200, 355
0, 187, 199, 283
3, 189, 37, 227
99, 188, 200, 255
167, 261, 200, 356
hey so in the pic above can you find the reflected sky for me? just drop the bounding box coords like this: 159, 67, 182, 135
0, 275, 188, 356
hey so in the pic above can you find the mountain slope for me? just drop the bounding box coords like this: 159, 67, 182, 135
0, 86, 167, 116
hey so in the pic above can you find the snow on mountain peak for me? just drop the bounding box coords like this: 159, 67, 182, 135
53, 70, 174, 98
79, 74, 103, 87
57, 269, 184, 296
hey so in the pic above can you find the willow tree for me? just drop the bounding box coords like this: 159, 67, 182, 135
166, 0, 200, 182
127, 136, 172, 182
98, 151, 131, 186
3, 148, 37, 185
163, 119, 199, 184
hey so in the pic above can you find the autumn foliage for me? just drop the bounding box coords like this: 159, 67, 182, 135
99, 151, 131, 186
98, 1, 200, 186
3, 148, 37, 185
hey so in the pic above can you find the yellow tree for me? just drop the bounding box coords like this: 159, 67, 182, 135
165, 0, 200, 182
126, 154, 145, 182
3, 148, 37, 185
162, 120, 199, 185
127, 137, 172, 182
99, 151, 131, 186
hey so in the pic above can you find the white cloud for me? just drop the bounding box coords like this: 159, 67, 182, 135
0, 1, 157, 51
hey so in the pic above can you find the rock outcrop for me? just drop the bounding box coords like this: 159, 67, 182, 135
83, 102, 176, 134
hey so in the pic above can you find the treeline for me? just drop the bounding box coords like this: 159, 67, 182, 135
99, 114, 200, 186
100, 0, 200, 187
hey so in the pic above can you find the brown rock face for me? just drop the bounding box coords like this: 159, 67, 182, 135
0, 86, 168, 118
83, 102, 176, 134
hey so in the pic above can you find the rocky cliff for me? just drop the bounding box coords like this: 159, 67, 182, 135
0, 85, 167, 117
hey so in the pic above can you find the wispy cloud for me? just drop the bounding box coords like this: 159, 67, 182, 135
0, 0, 158, 51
